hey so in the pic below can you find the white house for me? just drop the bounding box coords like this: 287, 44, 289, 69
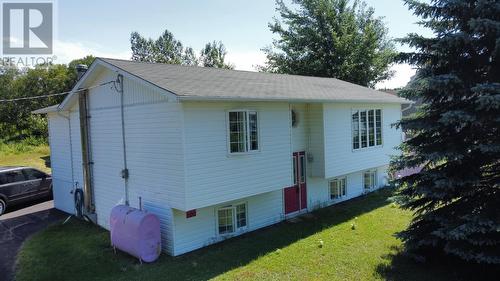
34, 58, 408, 256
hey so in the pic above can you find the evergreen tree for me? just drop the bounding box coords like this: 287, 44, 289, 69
392, 0, 500, 264
261, 0, 396, 87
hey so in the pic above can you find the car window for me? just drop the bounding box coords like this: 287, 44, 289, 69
3, 170, 26, 184
23, 169, 45, 180
0, 173, 7, 185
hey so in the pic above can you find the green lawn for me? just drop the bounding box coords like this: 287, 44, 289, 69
16, 188, 485, 281
0, 144, 51, 173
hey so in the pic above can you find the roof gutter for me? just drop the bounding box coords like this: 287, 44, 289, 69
177, 95, 412, 104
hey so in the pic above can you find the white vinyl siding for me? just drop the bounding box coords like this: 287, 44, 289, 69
47, 112, 75, 214
307, 166, 389, 211
69, 107, 83, 191
291, 104, 308, 152
172, 190, 283, 256
308, 104, 325, 177
71, 68, 181, 254
323, 103, 401, 178
182, 102, 291, 210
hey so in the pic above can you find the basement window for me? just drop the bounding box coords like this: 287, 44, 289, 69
330, 177, 347, 200
363, 170, 377, 191
217, 203, 247, 235
228, 110, 259, 153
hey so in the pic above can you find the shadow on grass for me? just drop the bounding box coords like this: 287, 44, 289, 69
376, 238, 500, 281
17, 188, 393, 281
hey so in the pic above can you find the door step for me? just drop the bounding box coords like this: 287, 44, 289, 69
286, 216, 303, 223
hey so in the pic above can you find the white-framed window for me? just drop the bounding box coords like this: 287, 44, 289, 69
330, 177, 347, 200
363, 170, 377, 190
217, 202, 247, 235
228, 110, 259, 154
352, 109, 382, 150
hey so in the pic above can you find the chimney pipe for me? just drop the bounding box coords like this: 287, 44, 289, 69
76, 64, 88, 80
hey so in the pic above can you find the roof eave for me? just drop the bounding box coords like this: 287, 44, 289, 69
177, 95, 412, 104
32, 104, 60, 114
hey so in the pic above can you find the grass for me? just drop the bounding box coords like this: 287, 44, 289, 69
15, 188, 492, 281
0, 143, 51, 173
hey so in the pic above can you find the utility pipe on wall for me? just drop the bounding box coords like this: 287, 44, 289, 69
115, 74, 130, 206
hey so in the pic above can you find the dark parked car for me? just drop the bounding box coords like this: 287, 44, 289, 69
0, 166, 52, 215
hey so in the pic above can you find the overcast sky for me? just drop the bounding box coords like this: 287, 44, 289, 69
52, 0, 432, 89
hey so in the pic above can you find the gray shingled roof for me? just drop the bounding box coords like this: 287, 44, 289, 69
101, 58, 409, 104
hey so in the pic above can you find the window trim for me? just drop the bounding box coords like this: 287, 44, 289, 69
329, 176, 347, 200
351, 108, 383, 151
363, 169, 378, 191
226, 109, 261, 155
216, 202, 248, 236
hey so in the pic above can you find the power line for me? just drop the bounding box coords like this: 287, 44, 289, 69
0, 80, 116, 103
0, 91, 70, 102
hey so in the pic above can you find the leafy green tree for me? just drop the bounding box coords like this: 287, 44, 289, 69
130, 29, 234, 68
391, 0, 500, 264
261, 0, 396, 87
130, 30, 198, 65
0, 56, 95, 141
199, 41, 234, 69
130, 32, 155, 62
0, 67, 19, 138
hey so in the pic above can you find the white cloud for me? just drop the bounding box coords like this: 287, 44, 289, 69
226, 51, 266, 71
376, 63, 416, 90
52, 40, 131, 64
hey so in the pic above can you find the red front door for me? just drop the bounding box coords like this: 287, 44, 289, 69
284, 151, 307, 214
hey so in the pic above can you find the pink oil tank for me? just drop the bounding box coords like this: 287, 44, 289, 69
110, 205, 161, 263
